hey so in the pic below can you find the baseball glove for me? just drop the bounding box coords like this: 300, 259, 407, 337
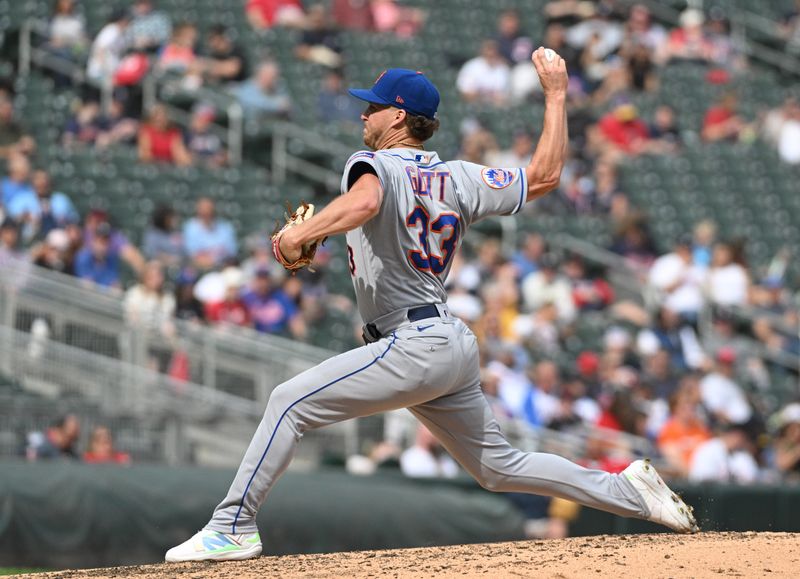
271, 201, 321, 272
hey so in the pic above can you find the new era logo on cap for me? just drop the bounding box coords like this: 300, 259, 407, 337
349, 68, 440, 120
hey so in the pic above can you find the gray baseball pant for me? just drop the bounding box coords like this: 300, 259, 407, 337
205, 316, 648, 535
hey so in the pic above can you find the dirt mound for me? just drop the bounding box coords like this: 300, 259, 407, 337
21, 532, 799, 579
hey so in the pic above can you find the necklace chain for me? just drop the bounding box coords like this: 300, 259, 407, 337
388, 140, 425, 150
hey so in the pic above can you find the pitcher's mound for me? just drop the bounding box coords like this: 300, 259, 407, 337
26, 531, 800, 578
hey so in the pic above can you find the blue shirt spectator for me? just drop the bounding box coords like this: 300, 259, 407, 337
231, 60, 291, 121
74, 225, 121, 288
6, 170, 78, 239
1, 154, 34, 208
182, 197, 237, 269
241, 270, 297, 334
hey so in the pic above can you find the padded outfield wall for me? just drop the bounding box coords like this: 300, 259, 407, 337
1, 461, 799, 569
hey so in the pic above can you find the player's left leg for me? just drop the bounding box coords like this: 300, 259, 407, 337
408, 322, 698, 532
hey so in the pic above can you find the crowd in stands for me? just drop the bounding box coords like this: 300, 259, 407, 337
1, 1, 800, 487
26, 413, 131, 464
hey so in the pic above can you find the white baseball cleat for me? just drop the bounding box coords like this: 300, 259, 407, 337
165, 529, 262, 562
623, 459, 699, 533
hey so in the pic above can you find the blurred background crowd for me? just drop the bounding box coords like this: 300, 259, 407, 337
2, 0, 800, 513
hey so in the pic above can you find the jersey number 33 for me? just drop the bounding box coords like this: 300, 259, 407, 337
406, 205, 461, 275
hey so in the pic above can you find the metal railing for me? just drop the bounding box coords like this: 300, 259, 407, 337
0, 260, 335, 404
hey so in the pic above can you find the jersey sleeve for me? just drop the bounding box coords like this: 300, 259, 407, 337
341, 150, 383, 194
449, 161, 527, 224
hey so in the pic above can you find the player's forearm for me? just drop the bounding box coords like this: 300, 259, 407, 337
525, 94, 567, 201
285, 189, 380, 247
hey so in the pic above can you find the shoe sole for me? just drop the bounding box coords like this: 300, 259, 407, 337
634, 461, 698, 533
165, 543, 262, 563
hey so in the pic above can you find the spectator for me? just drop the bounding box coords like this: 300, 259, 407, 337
1, 153, 35, 210
0, 95, 35, 159
776, 97, 800, 164
691, 219, 717, 269
127, 0, 172, 53
456, 40, 511, 106
231, 60, 292, 121
26, 414, 81, 461
563, 255, 614, 312
185, 103, 226, 167
137, 103, 192, 166
317, 69, 364, 125
370, 0, 425, 38
609, 215, 658, 271
637, 306, 705, 372
295, 4, 342, 68
700, 347, 753, 426
646, 105, 681, 152
142, 204, 183, 267
626, 4, 667, 53
565, 3, 624, 62
46, 0, 88, 78
74, 222, 122, 289
658, 8, 713, 65
523, 360, 563, 428
594, 102, 651, 156
772, 403, 800, 479
197, 25, 248, 87
591, 158, 624, 213
204, 266, 251, 327
246, 0, 306, 30
83, 209, 146, 276
183, 197, 237, 269
22, 169, 80, 238
648, 235, 706, 320
95, 97, 139, 149
688, 423, 759, 483
83, 426, 132, 465
124, 260, 176, 334
513, 301, 560, 355
332, 0, 373, 31
400, 423, 459, 478
0, 218, 25, 267
156, 22, 198, 76
241, 268, 305, 338
657, 379, 711, 477
487, 130, 535, 168
86, 9, 131, 85
510, 232, 545, 281
31, 228, 74, 275
174, 269, 206, 323
494, 9, 532, 65
62, 100, 107, 147
702, 93, 747, 143
706, 241, 749, 308
521, 254, 577, 325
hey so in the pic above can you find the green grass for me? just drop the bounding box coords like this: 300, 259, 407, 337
0, 569, 52, 576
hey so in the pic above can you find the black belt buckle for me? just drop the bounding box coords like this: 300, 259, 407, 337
362, 322, 382, 344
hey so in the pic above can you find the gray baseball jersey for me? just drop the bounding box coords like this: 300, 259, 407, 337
203, 148, 649, 538
341, 148, 527, 323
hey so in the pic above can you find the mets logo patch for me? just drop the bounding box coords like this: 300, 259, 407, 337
481, 168, 514, 189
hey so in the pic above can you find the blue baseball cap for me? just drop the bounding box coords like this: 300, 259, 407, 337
349, 68, 440, 120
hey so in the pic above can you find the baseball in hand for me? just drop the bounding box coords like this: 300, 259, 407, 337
544, 48, 556, 62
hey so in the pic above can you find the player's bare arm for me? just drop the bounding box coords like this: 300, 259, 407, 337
524, 47, 569, 202
278, 173, 383, 263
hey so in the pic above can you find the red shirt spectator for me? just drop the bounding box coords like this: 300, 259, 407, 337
246, 0, 305, 29
702, 94, 745, 142
598, 104, 650, 154
82, 426, 131, 465
332, 0, 373, 31
138, 104, 192, 165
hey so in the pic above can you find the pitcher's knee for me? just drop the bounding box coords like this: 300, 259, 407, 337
474, 470, 509, 492
264, 384, 312, 434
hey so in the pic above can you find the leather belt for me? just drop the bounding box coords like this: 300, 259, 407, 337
362, 304, 447, 344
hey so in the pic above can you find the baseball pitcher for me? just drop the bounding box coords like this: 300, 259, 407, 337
166, 48, 697, 563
